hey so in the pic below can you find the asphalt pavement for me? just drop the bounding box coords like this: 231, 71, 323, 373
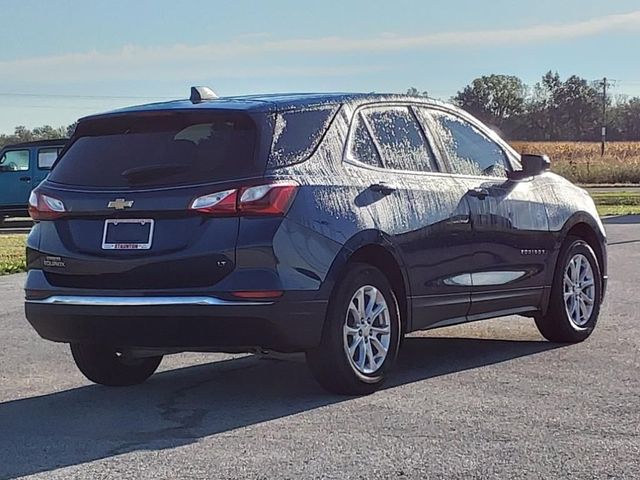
0, 217, 639, 479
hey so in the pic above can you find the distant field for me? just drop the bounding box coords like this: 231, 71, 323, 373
511, 141, 640, 184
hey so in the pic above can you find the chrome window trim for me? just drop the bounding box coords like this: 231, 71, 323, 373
343, 102, 444, 174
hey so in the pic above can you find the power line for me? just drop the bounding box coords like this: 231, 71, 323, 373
0, 104, 101, 110
0, 92, 180, 100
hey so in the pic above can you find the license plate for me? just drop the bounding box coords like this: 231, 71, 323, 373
101, 219, 154, 250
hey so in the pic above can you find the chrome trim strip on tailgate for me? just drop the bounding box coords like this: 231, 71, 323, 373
25, 296, 273, 307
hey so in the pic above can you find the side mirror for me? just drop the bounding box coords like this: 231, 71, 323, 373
508, 153, 551, 180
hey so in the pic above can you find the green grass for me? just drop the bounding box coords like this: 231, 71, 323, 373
0, 234, 27, 275
597, 204, 640, 216
590, 192, 640, 205
589, 190, 640, 216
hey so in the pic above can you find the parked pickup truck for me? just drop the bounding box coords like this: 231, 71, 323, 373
0, 139, 67, 221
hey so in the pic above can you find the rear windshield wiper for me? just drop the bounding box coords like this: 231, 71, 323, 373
121, 164, 187, 184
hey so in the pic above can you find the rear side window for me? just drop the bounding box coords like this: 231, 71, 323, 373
38, 148, 61, 170
269, 107, 336, 167
361, 106, 437, 172
426, 110, 509, 177
348, 113, 383, 167
49, 112, 258, 188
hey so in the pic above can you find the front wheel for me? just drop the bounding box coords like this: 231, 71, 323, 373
306, 263, 401, 395
535, 236, 602, 343
70, 343, 162, 386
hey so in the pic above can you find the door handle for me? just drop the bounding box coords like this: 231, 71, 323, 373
19, 176, 31, 182
467, 187, 489, 199
370, 182, 396, 194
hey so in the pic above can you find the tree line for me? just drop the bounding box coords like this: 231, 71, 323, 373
0, 124, 75, 149
3, 73, 640, 148
418, 72, 640, 141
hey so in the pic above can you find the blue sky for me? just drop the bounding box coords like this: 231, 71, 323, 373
2, 0, 640, 133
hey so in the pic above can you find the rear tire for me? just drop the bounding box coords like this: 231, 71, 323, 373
306, 263, 401, 395
70, 343, 162, 386
535, 236, 602, 343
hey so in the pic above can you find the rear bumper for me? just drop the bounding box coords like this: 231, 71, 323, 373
25, 276, 328, 353
25, 296, 327, 352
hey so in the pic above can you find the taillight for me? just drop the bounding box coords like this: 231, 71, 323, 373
28, 191, 67, 220
189, 189, 238, 215
238, 183, 298, 215
190, 182, 298, 216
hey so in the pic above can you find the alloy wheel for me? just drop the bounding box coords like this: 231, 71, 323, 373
343, 285, 391, 375
563, 253, 596, 328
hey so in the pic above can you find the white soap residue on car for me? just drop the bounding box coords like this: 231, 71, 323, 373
269, 94, 593, 249
272, 113, 287, 145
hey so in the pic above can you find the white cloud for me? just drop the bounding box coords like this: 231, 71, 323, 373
1, 10, 639, 82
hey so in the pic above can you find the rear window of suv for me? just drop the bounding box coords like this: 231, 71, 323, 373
49, 112, 258, 188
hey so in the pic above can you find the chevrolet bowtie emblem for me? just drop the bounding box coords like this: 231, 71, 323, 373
107, 198, 134, 210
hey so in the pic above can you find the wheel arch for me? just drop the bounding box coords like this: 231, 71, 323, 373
542, 212, 608, 314
565, 223, 606, 279
321, 230, 411, 334
558, 212, 607, 281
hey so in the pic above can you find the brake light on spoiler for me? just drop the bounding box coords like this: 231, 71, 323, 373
190, 181, 298, 216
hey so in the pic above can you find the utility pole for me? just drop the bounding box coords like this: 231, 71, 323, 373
601, 77, 608, 156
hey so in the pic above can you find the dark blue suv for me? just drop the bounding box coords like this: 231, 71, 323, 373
24, 89, 607, 394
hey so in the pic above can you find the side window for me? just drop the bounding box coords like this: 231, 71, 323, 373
347, 113, 382, 167
362, 106, 437, 172
38, 148, 60, 170
0, 150, 30, 172
426, 110, 509, 177
270, 107, 337, 167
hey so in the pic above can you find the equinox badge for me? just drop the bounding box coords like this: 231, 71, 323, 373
107, 198, 134, 210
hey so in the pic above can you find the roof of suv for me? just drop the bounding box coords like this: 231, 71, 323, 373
2, 138, 68, 149
79, 92, 447, 122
